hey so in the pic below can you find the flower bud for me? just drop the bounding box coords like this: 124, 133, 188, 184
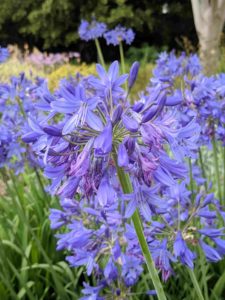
122, 114, 139, 132
165, 90, 182, 106
112, 104, 123, 125
22, 131, 40, 143
118, 143, 129, 167
43, 125, 62, 136
142, 92, 166, 123
132, 101, 144, 112
128, 61, 140, 90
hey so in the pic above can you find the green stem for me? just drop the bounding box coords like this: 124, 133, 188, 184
223, 146, 225, 205
119, 42, 128, 91
198, 148, 207, 190
212, 137, 222, 203
188, 158, 194, 200
16, 96, 26, 119
94, 38, 105, 68
115, 163, 167, 300
34, 167, 49, 200
187, 268, 204, 300
198, 247, 209, 300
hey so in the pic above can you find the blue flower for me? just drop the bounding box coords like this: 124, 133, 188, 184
0, 47, 9, 63
88, 60, 128, 99
79, 20, 107, 41
173, 231, 195, 268
151, 239, 176, 281
104, 26, 135, 46
200, 240, 222, 262
80, 282, 105, 300
121, 255, 143, 286
51, 84, 100, 134
94, 121, 113, 155
128, 61, 140, 90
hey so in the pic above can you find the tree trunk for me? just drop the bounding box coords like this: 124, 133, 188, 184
191, 0, 225, 75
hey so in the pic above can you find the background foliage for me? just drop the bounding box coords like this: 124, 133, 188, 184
0, 0, 197, 60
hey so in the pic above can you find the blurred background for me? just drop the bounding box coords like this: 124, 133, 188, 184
0, 0, 197, 60
1, 0, 221, 94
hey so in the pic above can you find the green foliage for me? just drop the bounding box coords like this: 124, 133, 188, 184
0, 168, 82, 299
217, 47, 225, 73
126, 44, 168, 65
0, 0, 195, 52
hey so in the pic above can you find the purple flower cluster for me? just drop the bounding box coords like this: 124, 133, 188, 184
0, 47, 9, 63
0, 73, 44, 173
150, 51, 225, 146
79, 20, 107, 41
28, 51, 80, 70
78, 20, 135, 46
21, 58, 225, 298
104, 25, 135, 46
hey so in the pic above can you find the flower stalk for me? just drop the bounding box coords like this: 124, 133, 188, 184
188, 158, 194, 201
198, 148, 208, 190
95, 38, 106, 68
223, 146, 225, 205
212, 137, 222, 203
115, 161, 167, 300
119, 42, 128, 91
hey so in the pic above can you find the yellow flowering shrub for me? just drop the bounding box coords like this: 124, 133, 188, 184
0, 58, 45, 82
47, 63, 96, 90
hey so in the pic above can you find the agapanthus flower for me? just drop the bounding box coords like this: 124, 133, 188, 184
0, 73, 45, 172
22, 58, 225, 299
79, 19, 107, 41
104, 26, 135, 46
150, 51, 225, 148
128, 61, 140, 90
0, 47, 9, 63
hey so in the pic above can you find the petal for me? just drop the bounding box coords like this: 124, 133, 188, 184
94, 122, 112, 154
122, 114, 139, 132
97, 176, 115, 206
86, 110, 104, 131
62, 114, 78, 135
140, 201, 152, 221
125, 198, 137, 218
96, 64, 107, 78
118, 143, 129, 167
51, 100, 79, 113
108, 61, 119, 81
28, 117, 43, 134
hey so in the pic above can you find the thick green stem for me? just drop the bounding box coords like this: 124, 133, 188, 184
187, 268, 204, 300
94, 39, 105, 68
119, 42, 128, 91
116, 164, 167, 300
212, 137, 222, 203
